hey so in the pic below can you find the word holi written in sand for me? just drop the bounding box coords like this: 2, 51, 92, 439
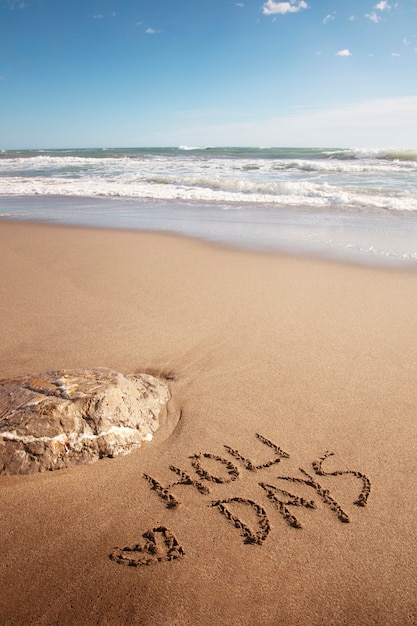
110, 434, 371, 567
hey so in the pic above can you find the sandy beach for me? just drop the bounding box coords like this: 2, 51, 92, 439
1, 219, 416, 625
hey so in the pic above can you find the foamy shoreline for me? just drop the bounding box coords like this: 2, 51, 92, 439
1, 195, 417, 268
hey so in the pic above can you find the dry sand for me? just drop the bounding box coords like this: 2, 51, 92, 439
0, 220, 416, 625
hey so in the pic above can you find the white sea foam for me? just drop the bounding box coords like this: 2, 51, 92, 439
323, 147, 417, 161
178, 145, 204, 151
0, 173, 415, 212
1, 147, 417, 267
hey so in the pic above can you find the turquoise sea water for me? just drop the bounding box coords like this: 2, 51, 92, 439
1, 147, 417, 266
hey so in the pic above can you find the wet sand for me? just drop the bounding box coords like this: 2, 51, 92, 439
0, 220, 416, 625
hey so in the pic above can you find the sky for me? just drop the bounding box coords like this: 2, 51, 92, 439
0, 0, 416, 149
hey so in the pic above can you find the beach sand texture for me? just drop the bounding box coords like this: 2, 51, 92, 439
0, 221, 416, 625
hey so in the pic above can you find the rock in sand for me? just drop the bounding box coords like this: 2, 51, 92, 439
0, 368, 170, 475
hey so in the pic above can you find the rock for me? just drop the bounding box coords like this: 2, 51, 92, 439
0, 368, 170, 475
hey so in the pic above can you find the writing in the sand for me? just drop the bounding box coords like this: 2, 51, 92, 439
146, 435, 370, 540
110, 434, 371, 566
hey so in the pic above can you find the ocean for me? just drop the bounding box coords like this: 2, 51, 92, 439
1, 146, 417, 266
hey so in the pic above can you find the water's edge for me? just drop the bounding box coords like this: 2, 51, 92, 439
1, 195, 417, 268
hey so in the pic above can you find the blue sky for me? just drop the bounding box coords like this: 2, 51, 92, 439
1, 0, 416, 148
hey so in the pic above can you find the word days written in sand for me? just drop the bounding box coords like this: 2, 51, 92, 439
110, 434, 371, 567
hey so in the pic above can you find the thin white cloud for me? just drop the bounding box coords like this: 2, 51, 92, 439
323, 13, 335, 24
263, 0, 308, 16
391, 52, 401, 56
403, 38, 410, 46
157, 96, 417, 149
146, 27, 160, 34
348, 15, 356, 21
336, 49, 352, 56
5, 0, 27, 8
375, 0, 390, 10
235, 2, 245, 6
91, 12, 116, 19
365, 11, 381, 23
